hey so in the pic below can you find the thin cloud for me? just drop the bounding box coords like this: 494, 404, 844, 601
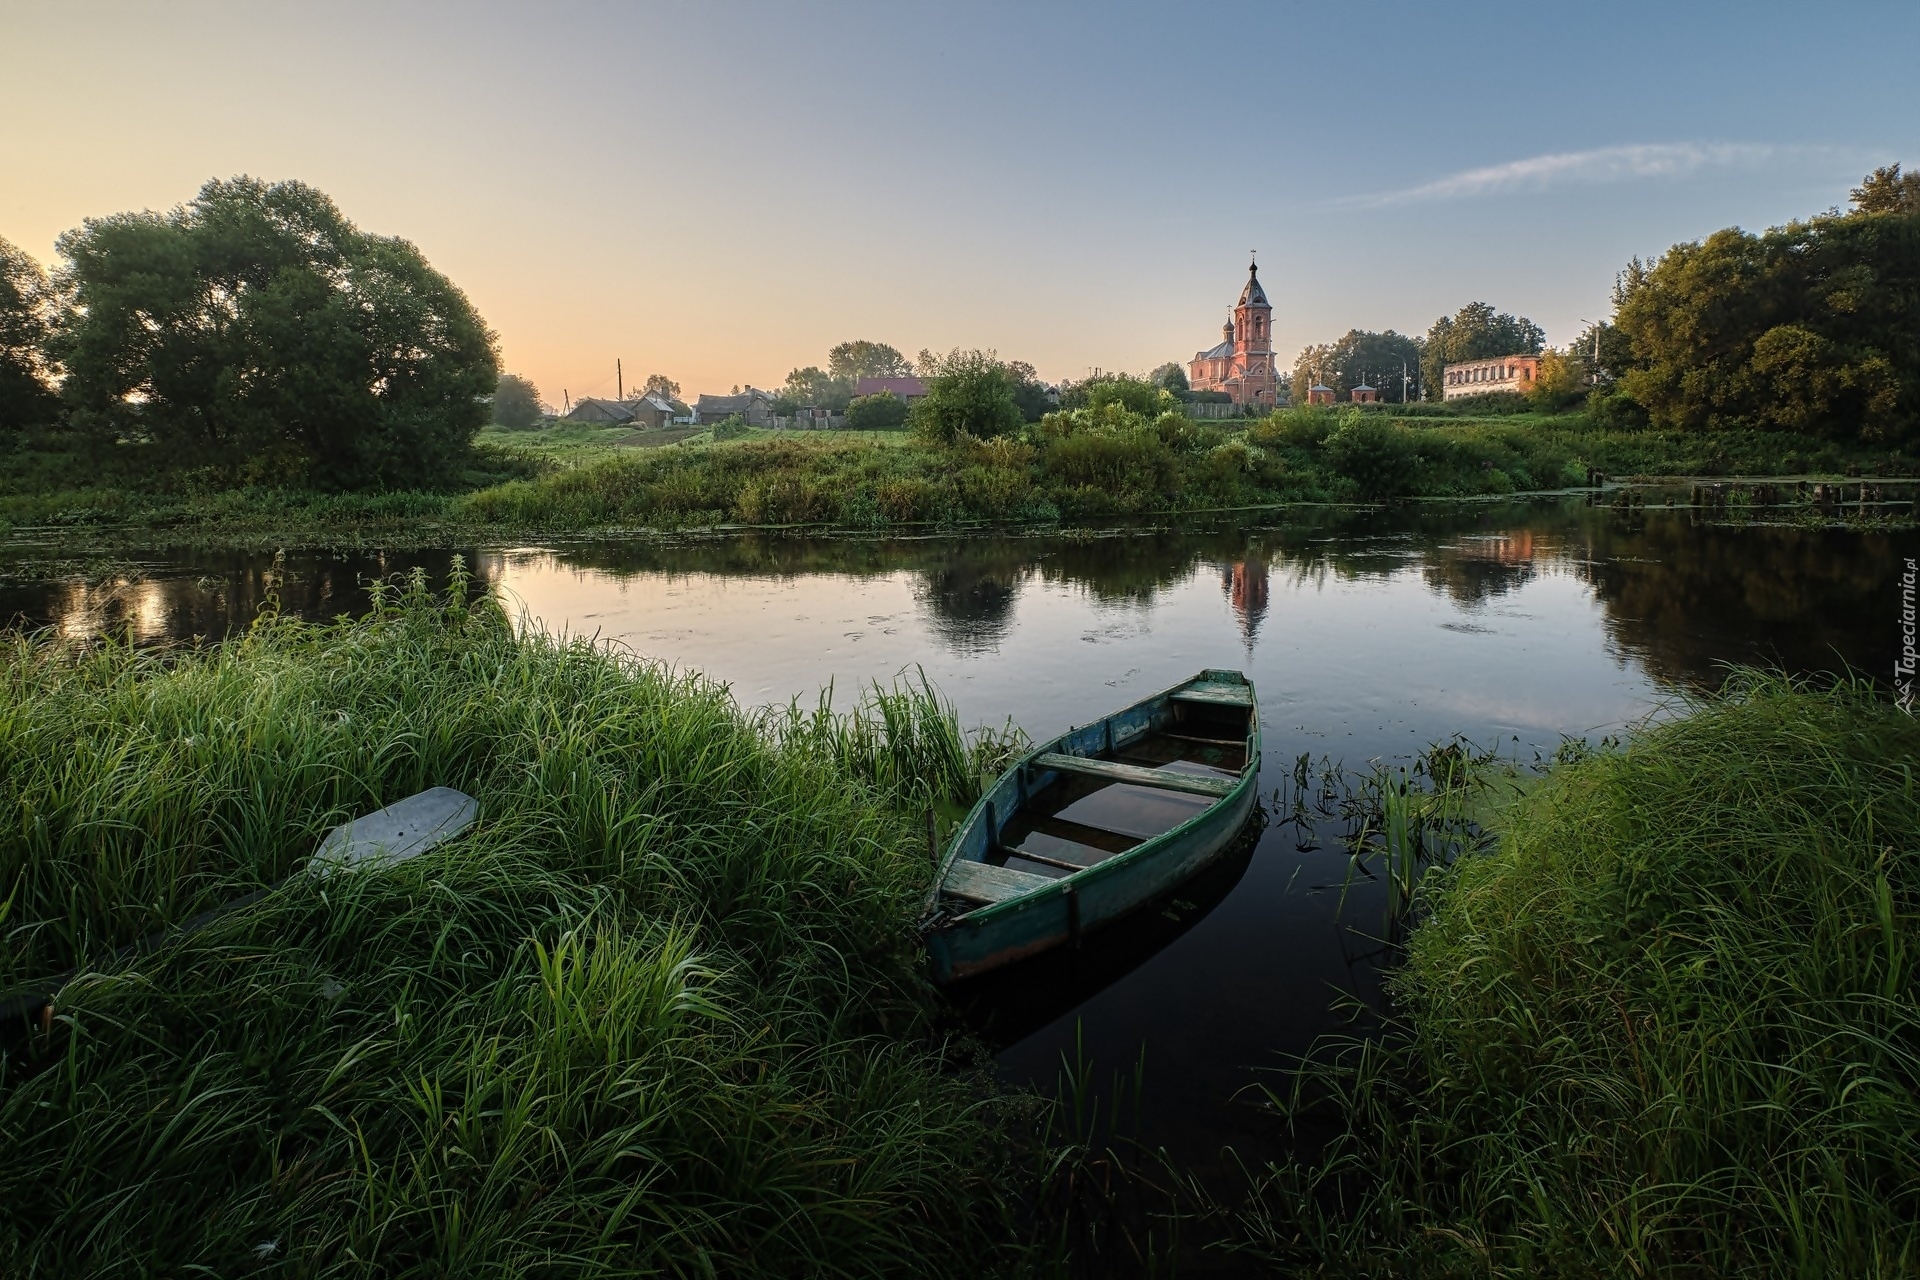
1345, 142, 1796, 207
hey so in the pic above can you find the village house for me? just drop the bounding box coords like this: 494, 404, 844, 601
561, 397, 635, 424
694, 388, 775, 425
1442, 354, 1541, 399
852, 376, 928, 405
561, 393, 679, 428
1187, 260, 1282, 409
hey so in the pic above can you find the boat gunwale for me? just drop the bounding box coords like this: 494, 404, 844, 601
926, 668, 1259, 927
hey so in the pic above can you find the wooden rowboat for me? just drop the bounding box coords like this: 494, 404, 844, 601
924, 669, 1260, 983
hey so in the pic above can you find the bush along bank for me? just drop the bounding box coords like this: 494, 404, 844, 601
453, 405, 1911, 533
2, 405, 1907, 547
0, 569, 1035, 1277
1240, 673, 1920, 1278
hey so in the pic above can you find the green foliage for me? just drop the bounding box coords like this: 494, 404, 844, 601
1421, 302, 1545, 401
490, 373, 543, 428
1322, 413, 1420, 498
910, 349, 1025, 443
709, 414, 752, 441
1292, 329, 1424, 405
1246, 675, 1920, 1276
1851, 162, 1920, 215
1443, 389, 1532, 416
827, 339, 913, 382
0, 237, 60, 431
1614, 206, 1920, 444
846, 391, 909, 430
1060, 373, 1176, 417
780, 364, 851, 413
1149, 361, 1189, 394
0, 576, 1029, 1276
1525, 350, 1590, 413
53, 177, 498, 488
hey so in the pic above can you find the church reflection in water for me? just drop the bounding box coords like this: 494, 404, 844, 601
1, 497, 1912, 695
1220, 557, 1270, 654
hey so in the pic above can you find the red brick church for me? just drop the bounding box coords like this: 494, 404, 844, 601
1188, 260, 1281, 408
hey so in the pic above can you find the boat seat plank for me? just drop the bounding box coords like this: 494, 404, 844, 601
1169, 687, 1254, 708
943, 858, 1054, 906
1033, 752, 1236, 798
1026, 815, 1140, 855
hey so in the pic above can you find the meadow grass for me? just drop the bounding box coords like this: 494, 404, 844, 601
1238, 673, 1920, 1277
0, 568, 1036, 1276
4, 409, 1906, 547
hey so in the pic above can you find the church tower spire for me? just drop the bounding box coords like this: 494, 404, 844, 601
1233, 257, 1272, 369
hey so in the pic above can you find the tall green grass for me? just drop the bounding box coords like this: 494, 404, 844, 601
1239, 673, 1920, 1277
0, 569, 1032, 1276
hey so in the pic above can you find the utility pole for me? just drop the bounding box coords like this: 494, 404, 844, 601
563, 389, 570, 414
617, 359, 623, 401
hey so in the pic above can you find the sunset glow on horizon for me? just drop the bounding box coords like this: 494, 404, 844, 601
5, 0, 1914, 406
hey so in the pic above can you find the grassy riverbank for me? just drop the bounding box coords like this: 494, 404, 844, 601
0, 572, 1033, 1276
2, 408, 1909, 548
1243, 673, 1920, 1277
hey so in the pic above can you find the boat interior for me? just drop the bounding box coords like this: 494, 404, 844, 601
943, 684, 1254, 905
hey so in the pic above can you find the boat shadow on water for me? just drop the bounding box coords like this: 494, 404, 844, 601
940, 805, 1265, 1051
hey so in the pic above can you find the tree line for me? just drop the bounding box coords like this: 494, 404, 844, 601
1272, 164, 1919, 446
1, 178, 498, 489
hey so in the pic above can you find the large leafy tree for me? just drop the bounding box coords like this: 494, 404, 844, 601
641, 372, 680, 401
827, 339, 912, 382
1851, 164, 1920, 216
780, 364, 851, 412
491, 373, 543, 428
1612, 181, 1920, 443
0, 236, 60, 431
1420, 303, 1544, 399
1293, 329, 1425, 404
55, 177, 497, 487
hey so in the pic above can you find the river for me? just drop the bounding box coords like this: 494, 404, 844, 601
3, 494, 1912, 1173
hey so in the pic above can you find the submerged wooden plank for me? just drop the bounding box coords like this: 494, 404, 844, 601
1033, 752, 1236, 797
1170, 687, 1254, 708
312, 787, 480, 876
943, 858, 1054, 906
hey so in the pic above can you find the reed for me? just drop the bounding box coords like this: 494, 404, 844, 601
1238, 672, 1920, 1277
0, 568, 1034, 1276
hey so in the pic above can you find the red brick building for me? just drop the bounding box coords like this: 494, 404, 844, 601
1188, 261, 1281, 409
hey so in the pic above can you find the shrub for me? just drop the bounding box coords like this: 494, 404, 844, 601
846, 392, 909, 431
1322, 414, 1419, 498
909, 350, 1023, 443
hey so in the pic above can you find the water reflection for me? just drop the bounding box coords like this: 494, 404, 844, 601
2, 503, 1911, 698
0, 549, 497, 643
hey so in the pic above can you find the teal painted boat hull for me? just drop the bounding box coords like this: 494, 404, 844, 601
925, 669, 1260, 983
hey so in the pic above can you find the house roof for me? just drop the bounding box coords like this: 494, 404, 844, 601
637, 393, 676, 413
563, 397, 637, 422
694, 389, 771, 411
1196, 341, 1234, 360
853, 376, 927, 398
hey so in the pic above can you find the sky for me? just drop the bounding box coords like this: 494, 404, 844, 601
4, 0, 1917, 405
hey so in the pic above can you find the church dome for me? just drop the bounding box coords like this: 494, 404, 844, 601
1238, 259, 1269, 307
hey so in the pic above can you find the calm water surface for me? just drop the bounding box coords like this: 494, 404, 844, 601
4, 497, 1911, 1170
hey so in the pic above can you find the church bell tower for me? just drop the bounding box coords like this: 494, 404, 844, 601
1233, 258, 1271, 365
1232, 258, 1275, 405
